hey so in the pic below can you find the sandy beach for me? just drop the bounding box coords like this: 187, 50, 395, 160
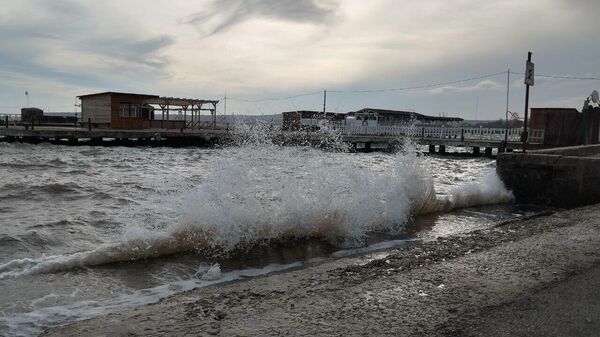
42, 204, 600, 337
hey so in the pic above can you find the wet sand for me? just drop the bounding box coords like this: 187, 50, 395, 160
43, 205, 600, 337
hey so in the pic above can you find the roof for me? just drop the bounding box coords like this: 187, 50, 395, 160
78, 92, 219, 106
531, 108, 580, 111
349, 108, 463, 122
351, 108, 423, 117
282, 110, 343, 115
77, 92, 160, 99
145, 97, 219, 106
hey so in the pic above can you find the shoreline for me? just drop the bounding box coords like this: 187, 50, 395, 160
43, 205, 600, 336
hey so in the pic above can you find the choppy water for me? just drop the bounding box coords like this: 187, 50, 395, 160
0, 138, 539, 336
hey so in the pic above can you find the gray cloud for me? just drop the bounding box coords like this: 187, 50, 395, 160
0, 0, 174, 87
185, 0, 339, 35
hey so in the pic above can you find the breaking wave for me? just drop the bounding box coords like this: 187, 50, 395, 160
0, 132, 513, 279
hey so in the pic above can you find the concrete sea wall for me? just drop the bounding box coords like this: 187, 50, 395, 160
497, 144, 600, 207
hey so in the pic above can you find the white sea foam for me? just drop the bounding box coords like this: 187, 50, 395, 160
0, 133, 513, 279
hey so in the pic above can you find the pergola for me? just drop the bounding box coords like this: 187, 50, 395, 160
144, 97, 219, 128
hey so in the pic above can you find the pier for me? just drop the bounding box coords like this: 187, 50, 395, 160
0, 124, 546, 154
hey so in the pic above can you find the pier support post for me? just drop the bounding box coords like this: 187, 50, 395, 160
439, 145, 446, 154
473, 147, 480, 156
485, 147, 493, 157
428, 144, 435, 153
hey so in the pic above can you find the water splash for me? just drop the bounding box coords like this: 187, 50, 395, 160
0, 127, 513, 279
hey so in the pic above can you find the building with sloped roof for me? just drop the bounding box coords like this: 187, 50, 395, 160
346, 108, 463, 127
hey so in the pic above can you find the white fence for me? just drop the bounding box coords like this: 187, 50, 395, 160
326, 125, 544, 143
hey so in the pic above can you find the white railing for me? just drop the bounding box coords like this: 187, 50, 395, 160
326, 125, 544, 143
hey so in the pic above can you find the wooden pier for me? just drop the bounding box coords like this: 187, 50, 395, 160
0, 125, 547, 154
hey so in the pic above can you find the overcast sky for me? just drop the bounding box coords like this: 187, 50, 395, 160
1, 0, 599, 119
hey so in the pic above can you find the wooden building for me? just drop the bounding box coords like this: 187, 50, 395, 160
346, 108, 463, 127
78, 92, 219, 130
579, 106, 600, 145
282, 111, 345, 131
530, 108, 579, 146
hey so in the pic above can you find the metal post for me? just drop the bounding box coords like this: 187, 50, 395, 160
504, 68, 510, 147
522, 52, 532, 153
88, 118, 91, 131
31, 119, 34, 130
213, 102, 217, 128
166, 103, 170, 130
5, 115, 8, 128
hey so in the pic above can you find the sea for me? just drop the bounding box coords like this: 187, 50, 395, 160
0, 133, 544, 336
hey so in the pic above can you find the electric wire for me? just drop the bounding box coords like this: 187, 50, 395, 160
510, 72, 600, 81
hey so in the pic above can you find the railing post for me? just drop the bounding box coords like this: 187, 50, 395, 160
5, 115, 7, 128
422, 127, 425, 138
226, 123, 229, 133
31, 119, 34, 130
88, 118, 92, 131
461, 128, 464, 141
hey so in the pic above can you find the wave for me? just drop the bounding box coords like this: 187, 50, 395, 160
0, 136, 513, 279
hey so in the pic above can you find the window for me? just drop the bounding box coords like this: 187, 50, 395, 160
119, 103, 141, 118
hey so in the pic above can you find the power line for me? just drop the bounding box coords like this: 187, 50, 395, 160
510, 72, 600, 81
227, 91, 323, 103
225, 71, 507, 102
329, 71, 507, 93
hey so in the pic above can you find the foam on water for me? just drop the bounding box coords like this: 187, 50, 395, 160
0, 262, 303, 337
0, 132, 513, 279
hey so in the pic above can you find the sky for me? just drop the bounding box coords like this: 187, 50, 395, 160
1, 0, 599, 119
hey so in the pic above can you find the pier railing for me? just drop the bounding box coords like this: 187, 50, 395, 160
327, 125, 544, 143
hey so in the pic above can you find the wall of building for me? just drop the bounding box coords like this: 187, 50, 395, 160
530, 108, 579, 146
81, 95, 111, 125
282, 112, 301, 130
580, 107, 600, 145
110, 94, 149, 129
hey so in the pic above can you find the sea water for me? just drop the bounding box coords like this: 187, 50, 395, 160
0, 135, 538, 336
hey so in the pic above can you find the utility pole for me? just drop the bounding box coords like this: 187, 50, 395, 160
504, 68, 510, 147
522, 52, 534, 153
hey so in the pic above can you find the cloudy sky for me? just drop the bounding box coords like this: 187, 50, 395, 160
1, 0, 599, 119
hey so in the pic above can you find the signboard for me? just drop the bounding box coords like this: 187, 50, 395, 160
524, 61, 535, 86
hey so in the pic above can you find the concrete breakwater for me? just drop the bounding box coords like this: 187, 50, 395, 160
497, 144, 600, 207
